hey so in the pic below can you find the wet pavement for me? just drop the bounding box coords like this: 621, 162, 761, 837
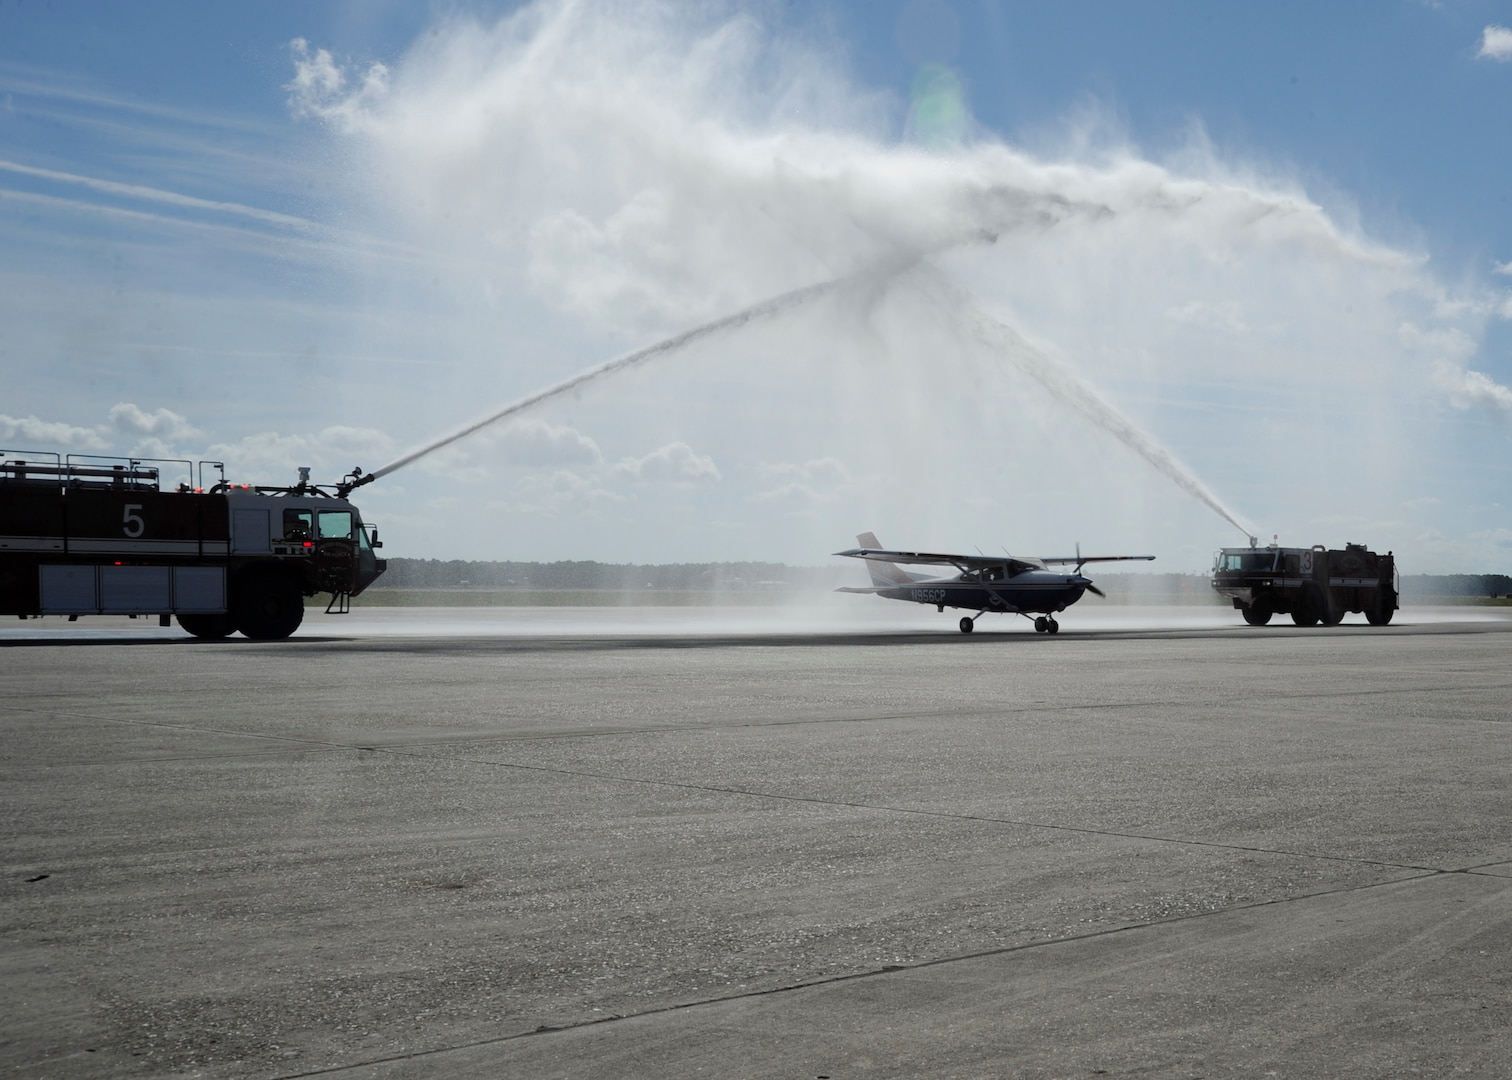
3, 608, 1510, 1077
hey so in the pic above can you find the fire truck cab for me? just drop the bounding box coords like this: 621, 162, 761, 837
0, 452, 386, 639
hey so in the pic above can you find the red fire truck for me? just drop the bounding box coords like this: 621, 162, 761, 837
0, 452, 385, 639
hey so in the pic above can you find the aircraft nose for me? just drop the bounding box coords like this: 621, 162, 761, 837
1074, 574, 1107, 599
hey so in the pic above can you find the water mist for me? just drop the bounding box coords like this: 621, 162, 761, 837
288, 0, 1487, 567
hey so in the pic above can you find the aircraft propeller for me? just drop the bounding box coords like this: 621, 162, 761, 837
1073, 541, 1106, 597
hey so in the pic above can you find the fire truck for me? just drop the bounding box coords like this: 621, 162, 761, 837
0, 451, 386, 639
1211, 540, 1397, 627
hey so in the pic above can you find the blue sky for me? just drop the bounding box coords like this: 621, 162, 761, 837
3, 0, 1511, 571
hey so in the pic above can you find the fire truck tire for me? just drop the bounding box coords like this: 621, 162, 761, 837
1241, 603, 1272, 626
1365, 589, 1395, 626
1320, 591, 1345, 626
1290, 586, 1321, 627
235, 573, 304, 640
177, 612, 235, 639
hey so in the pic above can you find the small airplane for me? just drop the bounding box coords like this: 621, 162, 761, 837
835, 532, 1155, 633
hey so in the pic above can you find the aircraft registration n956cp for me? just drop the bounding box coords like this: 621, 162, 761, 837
835, 532, 1155, 634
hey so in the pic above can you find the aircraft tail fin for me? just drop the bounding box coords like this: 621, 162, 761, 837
855, 532, 915, 587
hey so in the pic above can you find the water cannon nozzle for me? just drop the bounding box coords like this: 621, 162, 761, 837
336, 466, 375, 499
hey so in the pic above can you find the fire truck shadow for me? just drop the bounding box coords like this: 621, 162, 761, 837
0, 634, 358, 648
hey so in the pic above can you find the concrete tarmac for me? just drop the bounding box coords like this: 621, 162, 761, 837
3, 608, 1510, 1078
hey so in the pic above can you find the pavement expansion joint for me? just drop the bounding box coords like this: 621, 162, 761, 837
362, 741, 1455, 878
265, 867, 1462, 1080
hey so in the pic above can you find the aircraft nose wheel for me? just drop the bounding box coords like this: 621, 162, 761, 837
959, 616, 975, 634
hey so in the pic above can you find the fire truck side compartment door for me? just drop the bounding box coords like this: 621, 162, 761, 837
232, 509, 271, 553
174, 566, 226, 612
40, 565, 98, 613
101, 566, 172, 613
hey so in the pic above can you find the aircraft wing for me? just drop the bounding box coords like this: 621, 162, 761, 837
835, 547, 1157, 572
833, 547, 1047, 574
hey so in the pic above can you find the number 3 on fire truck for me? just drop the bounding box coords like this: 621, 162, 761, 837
1300, 550, 1312, 574
122, 504, 145, 538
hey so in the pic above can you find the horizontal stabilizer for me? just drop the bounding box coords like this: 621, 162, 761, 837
845, 532, 926, 587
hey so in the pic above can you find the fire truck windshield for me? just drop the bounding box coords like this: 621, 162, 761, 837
1218, 551, 1277, 572
318, 509, 353, 539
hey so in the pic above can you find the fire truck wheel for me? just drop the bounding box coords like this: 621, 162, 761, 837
1241, 603, 1272, 626
1365, 590, 1395, 626
1290, 587, 1321, 627
235, 573, 305, 640
177, 613, 235, 639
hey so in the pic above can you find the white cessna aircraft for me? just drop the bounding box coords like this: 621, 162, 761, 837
836, 532, 1154, 633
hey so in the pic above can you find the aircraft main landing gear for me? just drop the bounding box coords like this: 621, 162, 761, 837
959, 616, 974, 634
1033, 616, 1059, 634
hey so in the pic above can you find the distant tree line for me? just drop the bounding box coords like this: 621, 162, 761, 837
1399, 574, 1512, 598
371, 558, 846, 591
371, 560, 1512, 597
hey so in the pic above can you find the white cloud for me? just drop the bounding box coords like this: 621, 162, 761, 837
751, 457, 867, 504
108, 402, 202, 443
403, 418, 605, 486
1477, 25, 1512, 60
1, 408, 393, 488
1493, 260, 1512, 276
612, 442, 720, 484
0, 413, 107, 450
508, 467, 623, 516
1433, 361, 1512, 419
286, 39, 389, 128
205, 426, 395, 484
489, 419, 603, 468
